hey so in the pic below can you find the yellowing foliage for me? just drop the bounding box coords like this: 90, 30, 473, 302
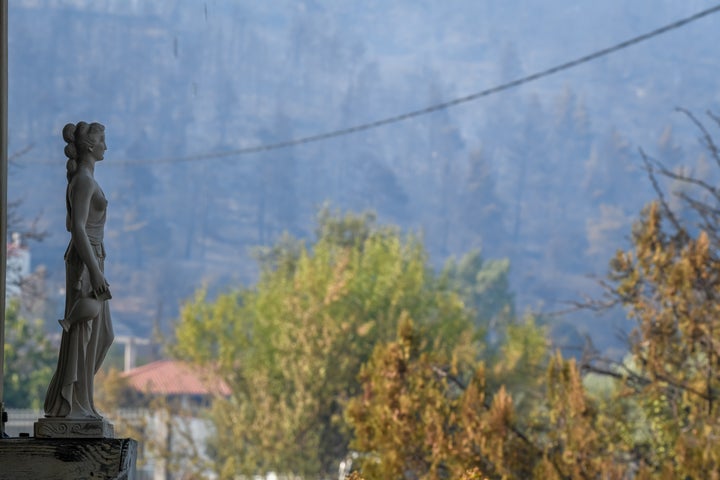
171, 210, 510, 478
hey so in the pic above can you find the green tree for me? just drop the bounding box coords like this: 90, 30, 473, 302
459, 148, 508, 257
172, 208, 513, 478
3, 300, 55, 409
441, 249, 513, 328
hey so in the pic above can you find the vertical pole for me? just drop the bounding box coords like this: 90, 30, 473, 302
124, 337, 137, 373
0, 0, 8, 437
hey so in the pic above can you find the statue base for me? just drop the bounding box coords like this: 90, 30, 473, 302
33, 417, 114, 439
0, 437, 136, 480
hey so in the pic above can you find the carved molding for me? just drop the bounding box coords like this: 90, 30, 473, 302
33, 418, 114, 439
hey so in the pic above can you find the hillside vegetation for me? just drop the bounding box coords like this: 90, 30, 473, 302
7, 1, 719, 348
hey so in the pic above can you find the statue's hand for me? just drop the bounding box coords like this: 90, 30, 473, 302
90, 271, 112, 300
93, 282, 112, 301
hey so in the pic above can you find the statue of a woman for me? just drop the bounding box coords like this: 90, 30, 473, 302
43, 121, 114, 419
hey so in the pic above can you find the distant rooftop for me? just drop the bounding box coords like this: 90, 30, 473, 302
122, 359, 231, 397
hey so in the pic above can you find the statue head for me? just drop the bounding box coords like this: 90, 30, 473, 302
63, 122, 106, 181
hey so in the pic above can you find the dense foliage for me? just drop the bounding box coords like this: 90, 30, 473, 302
172, 209, 513, 478
344, 199, 720, 478
346, 116, 720, 478
2, 300, 56, 409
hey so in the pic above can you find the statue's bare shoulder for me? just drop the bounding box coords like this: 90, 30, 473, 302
69, 170, 97, 192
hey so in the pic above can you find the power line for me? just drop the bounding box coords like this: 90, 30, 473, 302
35, 3, 720, 167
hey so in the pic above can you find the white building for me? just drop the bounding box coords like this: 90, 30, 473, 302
6, 232, 30, 300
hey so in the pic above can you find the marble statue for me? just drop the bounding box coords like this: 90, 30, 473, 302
35, 122, 114, 438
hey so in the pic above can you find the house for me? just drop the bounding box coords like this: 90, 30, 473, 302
122, 359, 231, 405
118, 359, 231, 479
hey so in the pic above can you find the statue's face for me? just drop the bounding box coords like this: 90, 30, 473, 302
89, 133, 107, 161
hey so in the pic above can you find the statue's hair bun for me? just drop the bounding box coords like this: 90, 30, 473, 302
62, 123, 76, 144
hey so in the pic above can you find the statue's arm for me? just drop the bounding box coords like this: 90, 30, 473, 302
69, 175, 107, 291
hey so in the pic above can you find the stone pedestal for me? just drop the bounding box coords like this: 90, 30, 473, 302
34, 417, 114, 439
0, 437, 137, 480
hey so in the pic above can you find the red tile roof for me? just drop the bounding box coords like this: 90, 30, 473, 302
122, 360, 231, 397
